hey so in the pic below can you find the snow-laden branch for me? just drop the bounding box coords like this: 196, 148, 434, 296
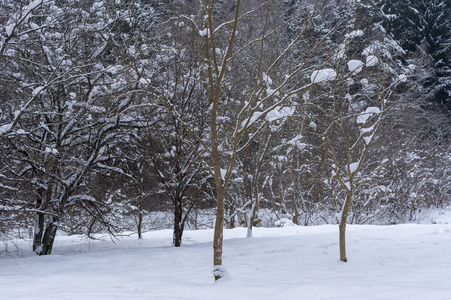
0, 0, 47, 60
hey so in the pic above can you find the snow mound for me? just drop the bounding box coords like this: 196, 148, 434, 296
274, 218, 296, 227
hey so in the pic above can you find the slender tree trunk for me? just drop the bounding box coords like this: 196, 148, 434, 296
206, 0, 240, 281
247, 181, 259, 238
290, 149, 299, 225
173, 197, 184, 247
246, 201, 256, 238
137, 203, 143, 239
210, 106, 226, 280
247, 133, 271, 238
291, 194, 299, 225
409, 196, 416, 221
339, 191, 353, 262
194, 210, 198, 230
213, 185, 226, 280
228, 205, 236, 229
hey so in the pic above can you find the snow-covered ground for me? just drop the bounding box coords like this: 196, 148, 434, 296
2, 210, 451, 300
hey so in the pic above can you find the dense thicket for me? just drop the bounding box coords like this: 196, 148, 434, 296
1, 0, 450, 261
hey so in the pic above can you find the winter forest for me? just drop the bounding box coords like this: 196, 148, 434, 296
1, 0, 451, 286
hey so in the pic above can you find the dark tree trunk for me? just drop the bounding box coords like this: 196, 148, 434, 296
41, 217, 59, 255
173, 197, 184, 247
39, 216, 59, 255
33, 195, 45, 254
137, 203, 143, 239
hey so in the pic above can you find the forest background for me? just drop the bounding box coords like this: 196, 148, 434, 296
1, 0, 450, 272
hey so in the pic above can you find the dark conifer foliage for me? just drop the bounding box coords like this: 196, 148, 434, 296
382, 0, 451, 110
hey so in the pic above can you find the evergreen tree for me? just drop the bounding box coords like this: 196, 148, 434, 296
381, 0, 422, 52
382, 0, 451, 110
420, 0, 451, 110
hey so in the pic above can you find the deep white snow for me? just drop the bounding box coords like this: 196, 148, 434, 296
2, 210, 451, 300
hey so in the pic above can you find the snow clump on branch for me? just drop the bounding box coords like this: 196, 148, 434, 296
311, 69, 337, 83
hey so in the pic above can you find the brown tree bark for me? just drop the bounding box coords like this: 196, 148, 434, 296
339, 191, 353, 262
213, 185, 226, 280
205, 0, 241, 280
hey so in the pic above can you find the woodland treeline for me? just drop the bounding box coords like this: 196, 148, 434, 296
1, 0, 450, 269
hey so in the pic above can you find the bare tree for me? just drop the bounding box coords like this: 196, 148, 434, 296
313, 30, 408, 261
134, 0, 337, 279
197, 0, 338, 279
1, 0, 146, 254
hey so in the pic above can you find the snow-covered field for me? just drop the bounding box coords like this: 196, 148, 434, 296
2, 211, 451, 300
